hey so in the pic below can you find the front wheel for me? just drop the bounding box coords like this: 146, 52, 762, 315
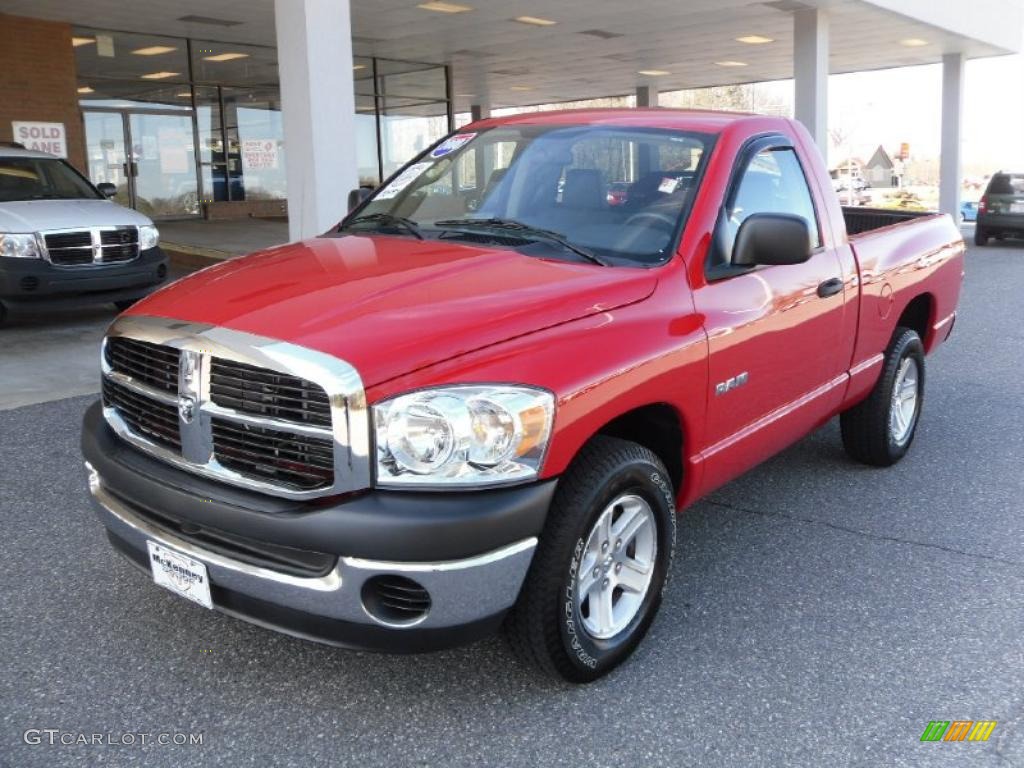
504, 436, 677, 682
840, 327, 925, 467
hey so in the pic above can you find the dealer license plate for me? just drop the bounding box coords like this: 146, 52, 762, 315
1010, 202, 1024, 214
147, 541, 213, 609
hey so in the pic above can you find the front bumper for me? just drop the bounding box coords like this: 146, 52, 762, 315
0, 246, 167, 305
82, 402, 555, 652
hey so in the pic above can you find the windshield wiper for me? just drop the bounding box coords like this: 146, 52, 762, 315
339, 212, 423, 239
434, 217, 609, 266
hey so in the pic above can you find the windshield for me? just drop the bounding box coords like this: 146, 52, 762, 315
348, 124, 713, 266
0, 157, 101, 202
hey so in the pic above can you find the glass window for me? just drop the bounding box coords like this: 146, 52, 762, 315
378, 61, 450, 179
0, 157, 100, 202
351, 125, 710, 266
723, 147, 822, 259
74, 30, 189, 88
221, 86, 286, 201
189, 40, 278, 86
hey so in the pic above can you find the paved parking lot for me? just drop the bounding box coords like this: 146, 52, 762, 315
2, 236, 1022, 767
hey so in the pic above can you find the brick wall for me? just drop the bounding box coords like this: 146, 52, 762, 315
0, 14, 85, 171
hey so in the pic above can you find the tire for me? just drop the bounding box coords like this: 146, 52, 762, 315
840, 327, 925, 467
504, 435, 677, 683
974, 227, 988, 246
114, 299, 138, 311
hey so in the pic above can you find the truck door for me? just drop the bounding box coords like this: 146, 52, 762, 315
693, 136, 850, 493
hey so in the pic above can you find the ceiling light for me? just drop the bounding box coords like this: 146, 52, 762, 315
72, 37, 95, 47
132, 45, 178, 56
513, 16, 557, 26
353, 64, 367, 70
736, 35, 774, 44
77, 86, 94, 94
176, 92, 192, 98
140, 71, 181, 80
417, 1, 473, 13
509, 85, 533, 91
900, 38, 929, 47
715, 60, 748, 67
638, 69, 670, 76
203, 52, 249, 62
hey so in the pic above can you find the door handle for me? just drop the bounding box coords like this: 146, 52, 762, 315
817, 277, 844, 298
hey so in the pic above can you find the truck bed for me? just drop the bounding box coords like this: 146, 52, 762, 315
842, 206, 932, 236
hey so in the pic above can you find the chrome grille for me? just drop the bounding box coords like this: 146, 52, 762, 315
212, 417, 335, 490
102, 377, 181, 451
43, 227, 140, 266
99, 315, 370, 500
210, 358, 332, 427
105, 337, 179, 393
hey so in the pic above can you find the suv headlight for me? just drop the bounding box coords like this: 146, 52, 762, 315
138, 224, 159, 250
0, 233, 41, 259
373, 385, 555, 488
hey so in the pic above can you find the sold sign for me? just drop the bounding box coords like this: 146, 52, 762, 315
12, 121, 68, 158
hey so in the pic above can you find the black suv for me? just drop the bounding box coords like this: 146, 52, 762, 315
976, 172, 1024, 246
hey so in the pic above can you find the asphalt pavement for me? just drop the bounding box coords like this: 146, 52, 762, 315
2, 237, 1022, 768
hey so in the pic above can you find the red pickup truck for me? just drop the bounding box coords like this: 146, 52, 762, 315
81, 109, 964, 682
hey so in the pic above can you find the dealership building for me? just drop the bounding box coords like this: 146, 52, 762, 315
1, 0, 1020, 241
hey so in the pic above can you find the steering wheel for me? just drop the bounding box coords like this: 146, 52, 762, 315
624, 211, 677, 231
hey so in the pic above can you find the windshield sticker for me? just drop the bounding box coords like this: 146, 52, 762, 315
430, 133, 477, 158
376, 162, 434, 200
658, 177, 680, 194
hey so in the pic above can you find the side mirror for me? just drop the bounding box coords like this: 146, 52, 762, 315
347, 186, 372, 212
97, 182, 117, 199
732, 213, 812, 267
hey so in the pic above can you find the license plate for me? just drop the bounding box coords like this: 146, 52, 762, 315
147, 541, 213, 609
1011, 202, 1024, 213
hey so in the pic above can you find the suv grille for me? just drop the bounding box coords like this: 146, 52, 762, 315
101, 332, 341, 495
44, 227, 139, 266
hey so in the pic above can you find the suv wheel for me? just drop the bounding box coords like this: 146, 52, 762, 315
974, 227, 988, 246
840, 327, 925, 467
504, 436, 677, 682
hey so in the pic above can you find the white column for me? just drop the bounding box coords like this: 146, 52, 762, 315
939, 52, 965, 220
470, 104, 491, 121
793, 8, 829, 150
636, 85, 658, 108
275, 0, 358, 241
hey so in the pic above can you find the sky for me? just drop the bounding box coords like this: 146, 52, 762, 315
828, 53, 1024, 174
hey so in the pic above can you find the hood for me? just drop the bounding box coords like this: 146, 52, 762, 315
0, 199, 153, 232
131, 234, 658, 387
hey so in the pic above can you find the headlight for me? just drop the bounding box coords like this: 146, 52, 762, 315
0, 233, 41, 259
138, 224, 159, 250
373, 385, 555, 488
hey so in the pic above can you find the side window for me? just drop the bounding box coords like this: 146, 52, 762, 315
723, 147, 822, 261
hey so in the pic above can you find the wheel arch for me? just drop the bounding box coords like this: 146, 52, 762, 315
895, 292, 935, 349
590, 403, 686, 495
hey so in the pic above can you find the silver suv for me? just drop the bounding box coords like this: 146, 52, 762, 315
0, 144, 168, 323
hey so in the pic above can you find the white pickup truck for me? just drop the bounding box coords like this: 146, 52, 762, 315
0, 143, 168, 324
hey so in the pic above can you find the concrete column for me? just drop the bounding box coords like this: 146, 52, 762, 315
470, 104, 491, 121
939, 52, 965, 219
636, 85, 658, 108
793, 8, 829, 150
275, 0, 358, 241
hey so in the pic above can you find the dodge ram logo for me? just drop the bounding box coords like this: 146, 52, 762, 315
178, 395, 197, 424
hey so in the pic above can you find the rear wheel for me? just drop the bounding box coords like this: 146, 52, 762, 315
974, 227, 989, 246
840, 327, 925, 467
504, 436, 676, 683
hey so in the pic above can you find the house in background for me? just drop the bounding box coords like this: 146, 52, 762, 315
864, 145, 903, 188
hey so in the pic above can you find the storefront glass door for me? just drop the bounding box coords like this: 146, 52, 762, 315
83, 109, 200, 219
